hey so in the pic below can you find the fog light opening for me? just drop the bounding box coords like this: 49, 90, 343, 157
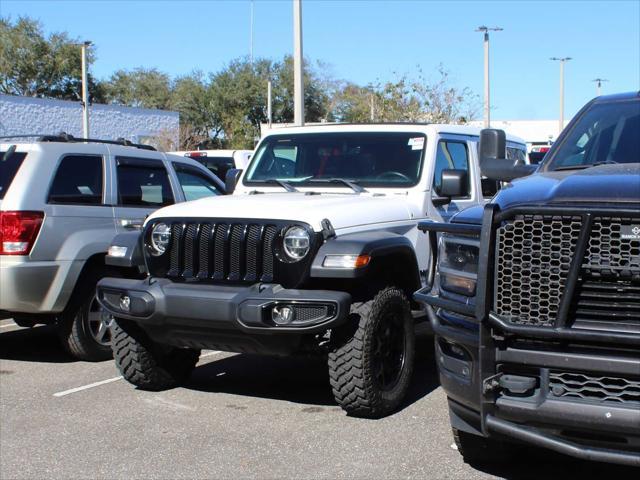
272, 305, 295, 325
119, 295, 131, 312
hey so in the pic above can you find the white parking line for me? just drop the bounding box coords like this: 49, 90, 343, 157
53, 351, 223, 397
53, 376, 123, 397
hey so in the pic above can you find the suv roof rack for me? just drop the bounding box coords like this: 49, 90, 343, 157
0, 132, 157, 151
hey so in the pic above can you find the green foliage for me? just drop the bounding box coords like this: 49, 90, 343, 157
0, 16, 104, 102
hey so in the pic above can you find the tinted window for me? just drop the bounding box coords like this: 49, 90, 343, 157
245, 132, 425, 187
117, 160, 173, 207
174, 164, 222, 201
0, 150, 27, 199
547, 99, 640, 170
193, 156, 234, 180
48, 155, 103, 205
433, 140, 469, 195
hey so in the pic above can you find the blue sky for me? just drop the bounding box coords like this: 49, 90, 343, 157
2, 0, 639, 121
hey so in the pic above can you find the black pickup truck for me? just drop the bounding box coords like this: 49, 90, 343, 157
415, 92, 640, 467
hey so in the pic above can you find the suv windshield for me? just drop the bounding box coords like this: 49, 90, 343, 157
0, 150, 27, 199
244, 132, 426, 187
546, 98, 640, 170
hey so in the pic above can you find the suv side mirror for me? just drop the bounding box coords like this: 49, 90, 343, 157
225, 168, 242, 194
439, 169, 468, 197
479, 129, 535, 181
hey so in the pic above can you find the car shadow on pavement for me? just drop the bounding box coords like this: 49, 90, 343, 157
467, 442, 638, 479
0, 325, 75, 363
185, 332, 440, 410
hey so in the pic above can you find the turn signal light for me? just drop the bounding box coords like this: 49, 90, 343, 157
0, 211, 44, 255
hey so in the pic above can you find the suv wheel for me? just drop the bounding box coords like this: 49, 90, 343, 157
58, 274, 116, 361
328, 287, 415, 418
112, 319, 200, 391
452, 428, 516, 464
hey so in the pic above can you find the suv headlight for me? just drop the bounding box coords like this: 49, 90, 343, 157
150, 222, 171, 256
283, 226, 310, 261
438, 234, 479, 296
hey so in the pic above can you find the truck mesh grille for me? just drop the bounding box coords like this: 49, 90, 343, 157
549, 371, 640, 406
164, 222, 280, 283
584, 217, 640, 277
495, 215, 582, 327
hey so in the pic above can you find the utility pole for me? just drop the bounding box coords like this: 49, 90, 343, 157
267, 80, 272, 127
592, 78, 608, 96
80, 41, 92, 139
551, 57, 572, 135
250, 0, 254, 64
293, 0, 304, 126
475, 26, 502, 128
370, 93, 375, 122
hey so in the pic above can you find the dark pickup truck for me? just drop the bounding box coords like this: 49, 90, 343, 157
415, 92, 640, 467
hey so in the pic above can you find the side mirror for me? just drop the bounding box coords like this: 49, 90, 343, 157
225, 168, 242, 194
479, 129, 535, 181
439, 169, 468, 197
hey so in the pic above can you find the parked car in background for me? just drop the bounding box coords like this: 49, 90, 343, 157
415, 92, 640, 466
528, 142, 553, 164
0, 134, 224, 361
97, 123, 526, 418
171, 149, 253, 182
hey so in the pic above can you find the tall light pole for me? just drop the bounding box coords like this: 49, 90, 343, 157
592, 78, 608, 96
293, 0, 304, 126
550, 57, 571, 135
267, 80, 272, 127
80, 41, 92, 139
476, 26, 502, 128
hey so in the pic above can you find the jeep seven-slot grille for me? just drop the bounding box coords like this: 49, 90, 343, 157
495, 215, 640, 330
165, 222, 280, 283
549, 371, 640, 406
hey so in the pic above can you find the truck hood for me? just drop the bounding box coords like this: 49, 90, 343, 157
494, 163, 640, 210
147, 192, 414, 232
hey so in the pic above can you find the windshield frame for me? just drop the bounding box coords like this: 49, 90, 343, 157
542, 96, 640, 172
242, 131, 427, 189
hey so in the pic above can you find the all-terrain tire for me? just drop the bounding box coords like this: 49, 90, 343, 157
328, 287, 415, 418
112, 319, 200, 391
453, 428, 516, 464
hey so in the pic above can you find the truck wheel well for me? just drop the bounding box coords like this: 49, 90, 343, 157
367, 252, 422, 300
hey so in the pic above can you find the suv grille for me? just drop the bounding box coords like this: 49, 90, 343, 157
495, 215, 582, 327
164, 222, 280, 283
549, 370, 640, 406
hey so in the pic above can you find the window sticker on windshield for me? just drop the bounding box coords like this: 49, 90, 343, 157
408, 137, 424, 150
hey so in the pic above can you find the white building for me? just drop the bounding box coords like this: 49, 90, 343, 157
0, 94, 179, 149
468, 119, 570, 151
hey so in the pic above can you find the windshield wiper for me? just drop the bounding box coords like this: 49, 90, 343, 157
298, 178, 367, 194
264, 179, 298, 192
554, 160, 619, 171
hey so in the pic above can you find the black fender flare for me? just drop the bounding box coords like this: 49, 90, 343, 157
105, 231, 144, 269
310, 230, 421, 291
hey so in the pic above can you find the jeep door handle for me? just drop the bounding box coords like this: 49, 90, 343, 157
120, 219, 144, 230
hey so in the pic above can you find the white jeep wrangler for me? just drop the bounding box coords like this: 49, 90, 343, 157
97, 124, 526, 417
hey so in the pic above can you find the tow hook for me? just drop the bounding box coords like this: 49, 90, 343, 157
483, 373, 503, 394
483, 373, 537, 396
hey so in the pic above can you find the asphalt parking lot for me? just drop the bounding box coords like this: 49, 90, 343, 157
0, 318, 637, 480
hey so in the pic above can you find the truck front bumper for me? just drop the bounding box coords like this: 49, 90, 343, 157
96, 277, 351, 354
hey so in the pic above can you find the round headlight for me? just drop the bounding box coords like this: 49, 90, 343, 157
150, 223, 171, 256
283, 226, 310, 261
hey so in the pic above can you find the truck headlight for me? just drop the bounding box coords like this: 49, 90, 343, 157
150, 223, 171, 256
283, 226, 310, 261
438, 234, 479, 296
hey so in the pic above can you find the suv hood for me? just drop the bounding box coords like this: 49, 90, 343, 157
494, 163, 640, 210
147, 192, 414, 232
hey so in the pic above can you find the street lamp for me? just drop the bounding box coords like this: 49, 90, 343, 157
80, 41, 92, 139
475, 26, 502, 128
592, 78, 608, 97
550, 57, 571, 135
293, 0, 304, 126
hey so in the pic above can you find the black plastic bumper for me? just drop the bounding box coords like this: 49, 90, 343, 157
96, 277, 351, 354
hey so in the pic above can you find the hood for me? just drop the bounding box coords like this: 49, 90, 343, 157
147, 192, 414, 232
494, 163, 640, 210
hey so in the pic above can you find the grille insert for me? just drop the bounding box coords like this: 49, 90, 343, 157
495, 215, 582, 327
584, 217, 640, 278
549, 371, 640, 406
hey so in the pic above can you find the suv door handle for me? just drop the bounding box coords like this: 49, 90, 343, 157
120, 219, 144, 230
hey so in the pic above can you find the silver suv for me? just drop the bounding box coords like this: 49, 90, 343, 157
0, 135, 225, 360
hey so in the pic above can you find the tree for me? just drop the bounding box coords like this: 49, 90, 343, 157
103, 68, 172, 109
0, 16, 104, 102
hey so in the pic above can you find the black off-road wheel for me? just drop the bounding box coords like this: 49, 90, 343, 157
112, 319, 200, 391
58, 270, 117, 361
453, 428, 516, 464
328, 287, 415, 418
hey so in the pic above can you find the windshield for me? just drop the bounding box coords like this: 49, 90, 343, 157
244, 132, 426, 187
546, 98, 640, 170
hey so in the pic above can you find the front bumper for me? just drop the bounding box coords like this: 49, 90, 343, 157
96, 277, 351, 354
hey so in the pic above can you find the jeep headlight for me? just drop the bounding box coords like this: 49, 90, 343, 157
438, 234, 479, 296
283, 226, 310, 261
150, 222, 171, 256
